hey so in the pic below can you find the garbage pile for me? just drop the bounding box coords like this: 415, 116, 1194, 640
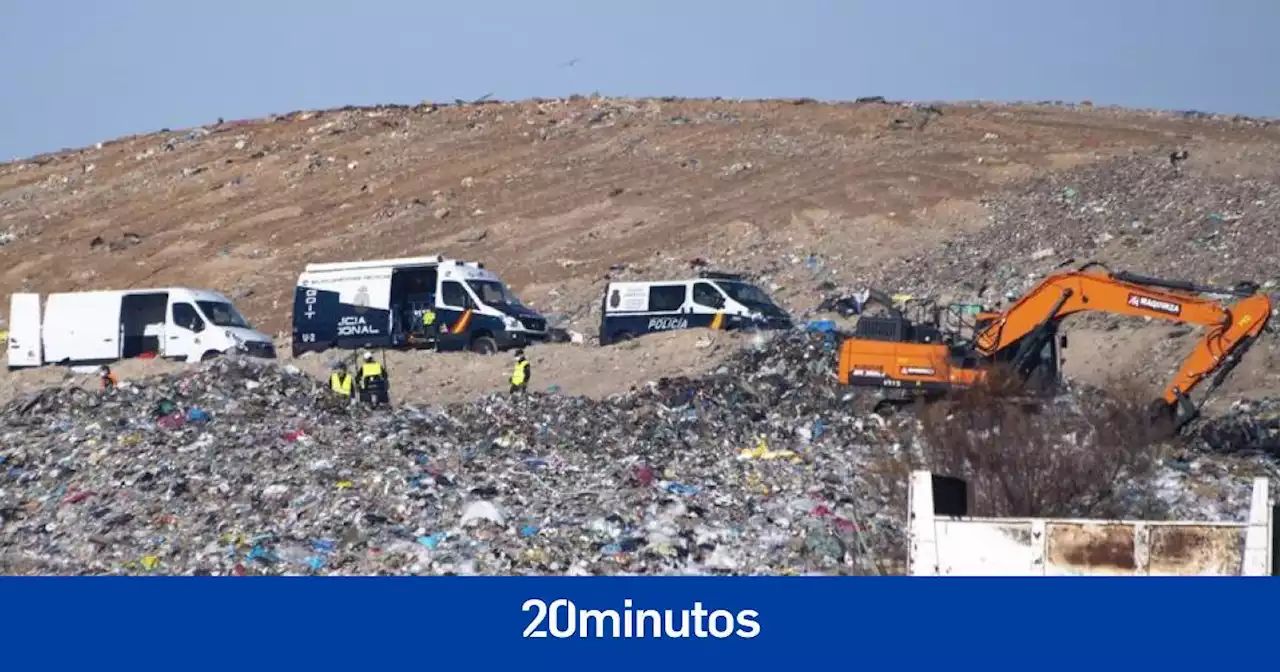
1194, 398, 1280, 457
868, 154, 1280, 302
0, 332, 921, 576
2, 328, 1276, 576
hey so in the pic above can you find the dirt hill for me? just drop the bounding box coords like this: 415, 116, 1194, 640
2, 96, 1278, 406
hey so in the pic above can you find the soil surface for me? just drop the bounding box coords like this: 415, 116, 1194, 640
2, 97, 1277, 410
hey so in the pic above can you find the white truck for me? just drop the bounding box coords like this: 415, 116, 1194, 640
6, 287, 276, 370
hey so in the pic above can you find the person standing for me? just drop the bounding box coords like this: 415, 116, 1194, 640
509, 349, 530, 395
355, 351, 389, 408
328, 361, 353, 401
99, 365, 118, 391
419, 306, 440, 347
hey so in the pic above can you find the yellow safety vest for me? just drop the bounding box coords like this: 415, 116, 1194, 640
423, 310, 436, 326
511, 360, 529, 386
361, 362, 384, 380
329, 372, 352, 396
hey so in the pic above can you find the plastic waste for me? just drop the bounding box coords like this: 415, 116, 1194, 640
0, 329, 1260, 577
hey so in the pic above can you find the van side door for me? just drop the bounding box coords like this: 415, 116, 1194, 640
645, 283, 689, 333
167, 301, 208, 361
439, 280, 477, 334
691, 281, 730, 329
691, 281, 728, 311
6, 293, 42, 367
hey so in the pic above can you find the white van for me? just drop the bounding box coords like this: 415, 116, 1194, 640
6, 287, 275, 370
599, 272, 794, 345
291, 254, 549, 356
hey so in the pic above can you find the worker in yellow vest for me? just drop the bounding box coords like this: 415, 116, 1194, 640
419, 307, 440, 347
328, 362, 353, 400
509, 349, 530, 395
355, 351, 390, 407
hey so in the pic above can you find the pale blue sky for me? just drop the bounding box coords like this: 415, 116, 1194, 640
2, 0, 1277, 160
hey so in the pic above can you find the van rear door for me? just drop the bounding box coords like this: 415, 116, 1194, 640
7, 293, 43, 367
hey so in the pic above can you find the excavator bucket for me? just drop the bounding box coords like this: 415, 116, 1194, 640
1146, 398, 1193, 437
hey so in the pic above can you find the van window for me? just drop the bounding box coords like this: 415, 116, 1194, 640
718, 281, 776, 308
467, 280, 522, 307
692, 282, 725, 309
441, 281, 474, 309
172, 303, 205, 332
648, 285, 687, 312
197, 301, 250, 328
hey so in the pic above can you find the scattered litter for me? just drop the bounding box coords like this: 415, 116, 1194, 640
0, 337, 928, 575
0, 335, 1266, 576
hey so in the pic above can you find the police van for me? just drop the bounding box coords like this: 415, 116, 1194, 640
7, 287, 275, 370
291, 255, 549, 357
598, 272, 793, 345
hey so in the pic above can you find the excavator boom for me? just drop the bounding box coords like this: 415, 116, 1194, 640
837, 262, 1273, 430
973, 265, 1271, 410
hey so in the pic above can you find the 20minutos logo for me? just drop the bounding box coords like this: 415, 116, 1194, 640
522, 598, 761, 639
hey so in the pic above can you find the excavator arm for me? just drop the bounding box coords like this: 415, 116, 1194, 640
973, 263, 1272, 426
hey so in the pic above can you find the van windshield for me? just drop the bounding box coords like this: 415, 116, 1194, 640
197, 301, 252, 329
717, 281, 778, 309
467, 280, 523, 307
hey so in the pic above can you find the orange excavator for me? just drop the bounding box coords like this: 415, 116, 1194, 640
836, 261, 1273, 430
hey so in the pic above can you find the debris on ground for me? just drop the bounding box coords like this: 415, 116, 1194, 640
0, 329, 1274, 576
1194, 398, 1280, 457
870, 154, 1280, 303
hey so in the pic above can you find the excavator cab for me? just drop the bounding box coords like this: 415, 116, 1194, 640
839, 298, 992, 395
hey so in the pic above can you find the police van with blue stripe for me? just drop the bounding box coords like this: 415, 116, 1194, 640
291, 255, 549, 357
598, 272, 793, 345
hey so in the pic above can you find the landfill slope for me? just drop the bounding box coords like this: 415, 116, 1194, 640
858, 151, 1280, 410
2, 332, 1267, 576
3, 97, 1279, 408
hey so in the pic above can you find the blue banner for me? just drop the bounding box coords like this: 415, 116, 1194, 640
0, 577, 1267, 668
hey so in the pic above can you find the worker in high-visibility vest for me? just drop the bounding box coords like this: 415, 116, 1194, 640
355, 351, 389, 407
509, 349, 530, 395
419, 306, 441, 347
328, 362, 353, 400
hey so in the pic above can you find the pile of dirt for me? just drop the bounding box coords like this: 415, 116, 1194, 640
2, 97, 1275, 347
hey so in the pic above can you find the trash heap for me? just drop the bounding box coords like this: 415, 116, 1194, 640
0, 332, 922, 576
2, 328, 1276, 576
1194, 398, 1280, 457
867, 154, 1280, 302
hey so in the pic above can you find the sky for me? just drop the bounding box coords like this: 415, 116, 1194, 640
2, 0, 1278, 160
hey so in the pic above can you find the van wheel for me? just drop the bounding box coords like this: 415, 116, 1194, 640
470, 336, 498, 355
200, 350, 222, 362
613, 332, 634, 344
